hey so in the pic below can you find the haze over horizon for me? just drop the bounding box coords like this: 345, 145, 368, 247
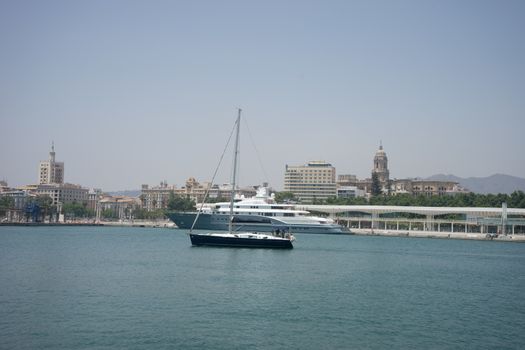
1, 0, 524, 191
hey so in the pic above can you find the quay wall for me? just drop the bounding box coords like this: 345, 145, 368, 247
0, 220, 175, 228
351, 228, 525, 242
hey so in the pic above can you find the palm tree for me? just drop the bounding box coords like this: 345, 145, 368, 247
35, 195, 53, 222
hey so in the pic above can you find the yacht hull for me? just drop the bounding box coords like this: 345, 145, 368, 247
189, 233, 293, 249
167, 212, 349, 234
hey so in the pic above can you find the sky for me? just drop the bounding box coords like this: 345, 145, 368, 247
1, 0, 524, 191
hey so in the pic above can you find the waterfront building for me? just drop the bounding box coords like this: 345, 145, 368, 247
31, 183, 89, 206
98, 195, 140, 220
87, 188, 102, 211
337, 175, 366, 198
296, 203, 525, 235
141, 179, 260, 211
206, 183, 235, 200
211, 183, 258, 202
141, 181, 177, 211
284, 161, 337, 203
337, 174, 358, 187
39, 143, 64, 185
355, 179, 372, 195
0, 186, 36, 222
237, 185, 259, 200
0, 189, 34, 210
174, 178, 258, 204
0, 186, 35, 222
337, 186, 365, 198
174, 177, 211, 204
391, 179, 466, 196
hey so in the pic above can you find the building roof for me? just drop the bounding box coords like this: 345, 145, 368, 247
296, 204, 525, 217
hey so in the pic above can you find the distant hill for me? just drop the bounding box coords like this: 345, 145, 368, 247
106, 190, 141, 197
425, 174, 525, 194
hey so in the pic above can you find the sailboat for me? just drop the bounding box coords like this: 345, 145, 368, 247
188, 109, 295, 249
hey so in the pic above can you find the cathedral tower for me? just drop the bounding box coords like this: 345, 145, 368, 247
372, 142, 389, 184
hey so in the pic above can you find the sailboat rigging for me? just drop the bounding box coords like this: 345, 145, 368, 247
188, 109, 295, 249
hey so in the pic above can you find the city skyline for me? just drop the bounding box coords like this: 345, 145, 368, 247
1, 0, 524, 190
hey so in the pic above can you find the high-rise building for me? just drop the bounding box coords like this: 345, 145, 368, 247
39, 143, 64, 185
284, 161, 336, 203
32, 142, 89, 206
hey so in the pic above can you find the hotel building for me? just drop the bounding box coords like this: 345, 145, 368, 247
284, 161, 337, 203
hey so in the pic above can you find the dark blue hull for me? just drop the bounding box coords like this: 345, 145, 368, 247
166, 212, 349, 234
189, 234, 293, 249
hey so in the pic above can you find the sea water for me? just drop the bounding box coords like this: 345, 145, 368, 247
1, 226, 524, 349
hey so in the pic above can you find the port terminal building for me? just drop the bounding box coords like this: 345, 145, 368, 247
297, 204, 525, 236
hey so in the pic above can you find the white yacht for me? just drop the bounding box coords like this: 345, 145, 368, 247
167, 186, 348, 234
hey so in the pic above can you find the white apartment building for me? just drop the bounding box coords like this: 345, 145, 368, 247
39, 143, 64, 185
284, 161, 337, 203
29, 183, 89, 206
98, 195, 140, 219
337, 186, 366, 198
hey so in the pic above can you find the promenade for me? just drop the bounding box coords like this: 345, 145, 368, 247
0, 219, 175, 228
297, 204, 525, 241
350, 228, 525, 242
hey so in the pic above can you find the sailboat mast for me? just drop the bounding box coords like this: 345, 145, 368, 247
228, 108, 241, 233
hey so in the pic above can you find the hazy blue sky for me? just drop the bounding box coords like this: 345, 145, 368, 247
1, 0, 524, 190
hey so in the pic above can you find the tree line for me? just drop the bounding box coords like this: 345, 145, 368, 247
4, 189, 523, 222
274, 190, 525, 208
328, 191, 525, 208
0, 192, 193, 222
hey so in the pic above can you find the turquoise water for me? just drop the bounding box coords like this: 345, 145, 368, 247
1, 226, 524, 349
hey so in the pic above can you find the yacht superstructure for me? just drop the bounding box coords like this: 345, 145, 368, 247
168, 187, 348, 234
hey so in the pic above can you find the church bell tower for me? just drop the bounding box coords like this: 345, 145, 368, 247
372, 142, 389, 184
